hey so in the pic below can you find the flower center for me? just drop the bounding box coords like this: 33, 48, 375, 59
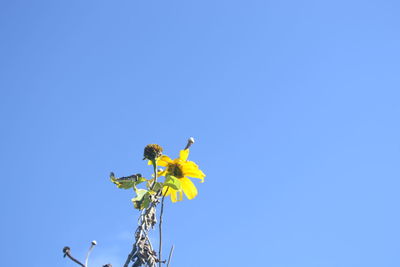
167, 163, 184, 178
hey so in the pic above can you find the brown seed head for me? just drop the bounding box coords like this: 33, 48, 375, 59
167, 163, 184, 178
143, 144, 163, 161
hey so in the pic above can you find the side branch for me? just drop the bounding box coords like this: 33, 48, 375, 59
63, 247, 85, 267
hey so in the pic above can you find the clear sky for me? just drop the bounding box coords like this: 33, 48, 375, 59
1, 0, 400, 266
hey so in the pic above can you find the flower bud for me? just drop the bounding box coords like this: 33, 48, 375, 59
184, 137, 195, 150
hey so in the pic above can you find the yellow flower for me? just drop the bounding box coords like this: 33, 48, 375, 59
154, 149, 205, 202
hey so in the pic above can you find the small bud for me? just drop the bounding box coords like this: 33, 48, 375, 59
184, 137, 195, 150
143, 144, 163, 161
91, 240, 97, 246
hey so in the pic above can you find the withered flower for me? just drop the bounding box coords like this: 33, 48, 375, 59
143, 144, 163, 161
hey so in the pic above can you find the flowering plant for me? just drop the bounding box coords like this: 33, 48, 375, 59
63, 138, 205, 267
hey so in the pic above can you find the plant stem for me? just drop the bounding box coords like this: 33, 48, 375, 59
158, 187, 169, 267
166, 245, 174, 267
123, 244, 136, 267
84, 243, 95, 267
63, 247, 85, 267
151, 160, 158, 190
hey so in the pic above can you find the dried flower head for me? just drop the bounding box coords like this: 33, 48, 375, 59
143, 144, 163, 161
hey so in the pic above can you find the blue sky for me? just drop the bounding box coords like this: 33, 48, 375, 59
1, 0, 400, 266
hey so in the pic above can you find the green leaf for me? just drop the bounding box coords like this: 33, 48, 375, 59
164, 175, 182, 191
132, 189, 147, 201
110, 172, 146, 189
132, 189, 151, 210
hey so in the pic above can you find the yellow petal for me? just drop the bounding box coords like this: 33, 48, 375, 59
162, 186, 179, 202
184, 168, 205, 178
170, 189, 178, 202
184, 161, 199, 169
180, 177, 198, 200
148, 156, 172, 167
179, 149, 189, 161
188, 177, 204, 183
162, 186, 171, 196
157, 155, 173, 167
182, 165, 205, 182
157, 170, 166, 177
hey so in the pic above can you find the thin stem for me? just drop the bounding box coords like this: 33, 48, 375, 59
166, 245, 174, 267
84, 243, 96, 267
63, 247, 85, 267
150, 160, 158, 190
123, 244, 136, 267
158, 187, 169, 267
